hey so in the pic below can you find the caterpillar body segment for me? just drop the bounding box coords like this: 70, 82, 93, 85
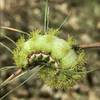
13, 29, 86, 88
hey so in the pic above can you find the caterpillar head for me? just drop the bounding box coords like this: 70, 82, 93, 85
13, 29, 86, 88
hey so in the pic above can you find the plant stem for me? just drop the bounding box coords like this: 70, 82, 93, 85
73, 42, 100, 50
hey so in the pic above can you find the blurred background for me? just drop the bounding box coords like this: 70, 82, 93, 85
0, 0, 100, 100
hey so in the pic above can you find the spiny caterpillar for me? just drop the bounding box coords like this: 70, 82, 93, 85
13, 29, 86, 88
0, 0, 89, 99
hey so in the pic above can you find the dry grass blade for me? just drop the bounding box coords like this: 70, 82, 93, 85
58, 11, 71, 31
0, 26, 29, 36
0, 66, 16, 71
3, 35, 16, 46
0, 69, 22, 88
0, 66, 42, 100
44, 0, 49, 33
0, 42, 13, 54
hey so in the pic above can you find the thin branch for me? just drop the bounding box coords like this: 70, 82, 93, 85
73, 42, 100, 50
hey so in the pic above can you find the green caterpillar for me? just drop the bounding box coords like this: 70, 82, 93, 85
13, 29, 86, 88
1, 1, 100, 100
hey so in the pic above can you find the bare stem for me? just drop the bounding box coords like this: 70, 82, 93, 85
73, 42, 100, 50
